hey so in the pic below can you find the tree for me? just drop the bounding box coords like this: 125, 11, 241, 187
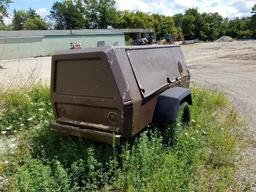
182, 8, 202, 40
250, 4, 256, 37
173, 13, 183, 29
24, 17, 48, 30
0, 22, 11, 30
84, 0, 117, 28
98, 0, 117, 28
226, 17, 251, 39
153, 14, 177, 39
50, 0, 88, 29
0, 0, 12, 23
200, 12, 223, 41
12, 10, 28, 30
27, 8, 38, 18
113, 11, 155, 29
85, 0, 99, 28
12, 8, 48, 30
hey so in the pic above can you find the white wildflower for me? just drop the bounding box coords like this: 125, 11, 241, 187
185, 132, 189, 136
35, 125, 40, 129
27, 117, 33, 121
38, 108, 44, 111
1, 131, 7, 135
9, 144, 16, 148
6, 126, 12, 130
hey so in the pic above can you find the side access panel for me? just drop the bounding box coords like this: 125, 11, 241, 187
126, 46, 189, 98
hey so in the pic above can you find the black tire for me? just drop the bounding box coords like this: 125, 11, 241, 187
176, 102, 191, 129
155, 101, 191, 146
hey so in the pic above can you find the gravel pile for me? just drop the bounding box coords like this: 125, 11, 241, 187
215, 36, 234, 42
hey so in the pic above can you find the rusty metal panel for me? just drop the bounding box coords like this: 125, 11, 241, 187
126, 46, 187, 98
51, 122, 121, 145
56, 104, 120, 131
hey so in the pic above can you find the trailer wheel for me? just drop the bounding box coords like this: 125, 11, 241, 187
156, 102, 190, 146
176, 102, 191, 129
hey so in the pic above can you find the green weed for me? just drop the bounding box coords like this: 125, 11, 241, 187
0, 85, 53, 135
0, 86, 242, 191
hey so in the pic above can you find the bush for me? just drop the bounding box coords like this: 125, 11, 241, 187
0, 85, 53, 135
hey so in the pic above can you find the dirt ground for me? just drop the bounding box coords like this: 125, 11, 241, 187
182, 40, 256, 190
0, 40, 256, 189
0, 57, 51, 89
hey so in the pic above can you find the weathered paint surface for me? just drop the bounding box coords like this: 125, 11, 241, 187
50, 45, 190, 143
0, 34, 125, 60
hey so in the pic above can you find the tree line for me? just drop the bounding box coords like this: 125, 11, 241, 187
0, 0, 255, 41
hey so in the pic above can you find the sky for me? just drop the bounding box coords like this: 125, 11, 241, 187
4, 0, 256, 24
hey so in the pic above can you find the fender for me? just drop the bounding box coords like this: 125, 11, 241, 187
153, 87, 192, 123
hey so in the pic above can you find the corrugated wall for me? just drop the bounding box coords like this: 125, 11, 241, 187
0, 34, 125, 60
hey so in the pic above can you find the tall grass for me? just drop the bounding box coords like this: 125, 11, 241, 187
0, 85, 242, 191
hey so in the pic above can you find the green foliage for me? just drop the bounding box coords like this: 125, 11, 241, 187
0, 85, 53, 135
226, 17, 252, 39
200, 13, 223, 41
175, 6, 255, 40
0, 0, 12, 22
182, 8, 202, 40
24, 17, 48, 30
114, 11, 155, 29
12, 157, 59, 192
105, 3, 255, 40
12, 10, 27, 30
83, 0, 117, 28
50, 0, 117, 29
0, 22, 11, 30
50, 0, 88, 30
0, 85, 242, 191
12, 8, 48, 30
153, 14, 177, 39
96, 0, 117, 28
2, 0, 256, 40
250, 4, 256, 37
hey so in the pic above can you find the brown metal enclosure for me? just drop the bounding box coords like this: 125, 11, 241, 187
50, 45, 190, 144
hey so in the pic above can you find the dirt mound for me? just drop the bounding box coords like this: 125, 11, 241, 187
216, 36, 234, 42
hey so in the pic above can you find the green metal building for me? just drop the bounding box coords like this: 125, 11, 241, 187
0, 30, 125, 60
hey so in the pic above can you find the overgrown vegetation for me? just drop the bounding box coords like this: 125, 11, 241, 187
0, 85, 52, 135
0, 85, 242, 191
